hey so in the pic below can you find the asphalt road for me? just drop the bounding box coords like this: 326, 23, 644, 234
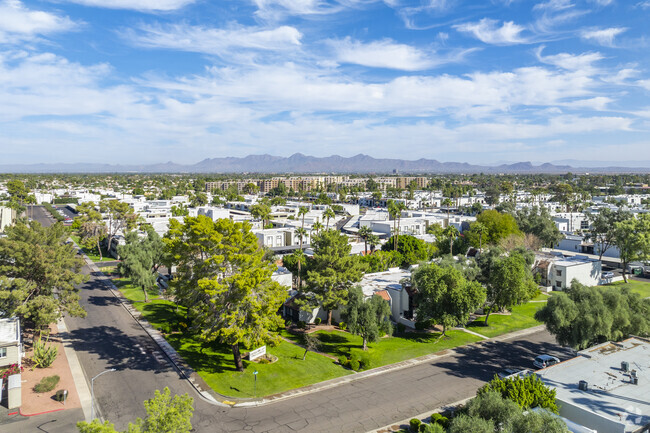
9, 206, 573, 432
61, 265, 571, 433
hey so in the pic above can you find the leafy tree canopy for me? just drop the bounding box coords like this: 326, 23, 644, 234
535, 281, 650, 349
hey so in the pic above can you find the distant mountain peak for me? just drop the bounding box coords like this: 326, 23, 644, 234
0, 154, 648, 174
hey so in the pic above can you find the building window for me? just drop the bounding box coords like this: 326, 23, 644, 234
556, 281, 562, 288
556, 270, 562, 277
0, 347, 6, 358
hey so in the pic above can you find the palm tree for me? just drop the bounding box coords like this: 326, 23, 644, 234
358, 226, 372, 254
472, 222, 487, 252
295, 226, 307, 288
312, 221, 323, 235
324, 207, 335, 230
366, 234, 380, 252
442, 198, 453, 226
444, 225, 460, 256
387, 200, 406, 250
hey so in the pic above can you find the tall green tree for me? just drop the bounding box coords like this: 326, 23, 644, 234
304, 230, 366, 325
535, 282, 650, 349
0, 221, 86, 330
165, 216, 286, 371
483, 252, 537, 325
466, 210, 521, 248
381, 234, 430, 267
100, 200, 137, 255
358, 225, 372, 253
118, 228, 165, 303
585, 208, 629, 260
77, 201, 106, 260
323, 207, 335, 230
342, 286, 392, 350
612, 214, 650, 283
514, 206, 562, 248
413, 264, 486, 336
250, 203, 271, 228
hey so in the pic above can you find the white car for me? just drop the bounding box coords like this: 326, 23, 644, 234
602, 271, 614, 279
533, 354, 560, 369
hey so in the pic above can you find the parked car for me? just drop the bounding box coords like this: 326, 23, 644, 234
533, 354, 560, 369
602, 271, 614, 279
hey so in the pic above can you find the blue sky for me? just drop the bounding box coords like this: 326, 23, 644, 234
1, 0, 650, 165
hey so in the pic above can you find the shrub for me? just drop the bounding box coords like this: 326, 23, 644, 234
415, 321, 428, 331
430, 413, 450, 429
34, 375, 60, 393
349, 358, 360, 371
33, 336, 58, 368
338, 355, 349, 367
54, 389, 68, 402
338, 321, 347, 331
410, 418, 422, 432
314, 317, 322, 325
285, 319, 292, 328
297, 321, 306, 329
257, 357, 271, 364
478, 374, 559, 413
396, 323, 406, 334
350, 348, 376, 371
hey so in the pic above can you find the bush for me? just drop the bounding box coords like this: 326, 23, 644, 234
349, 358, 360, 371
54, 389, 68, 402
314, 317, 322, 325
350, 348, 376, 371
396, 323, 406, 334
478, 374, 559, 413
338, 321, 347, 331
415, 321, 428, 331
33, 336, 58, 368
285, 319, 292, 328
410, 418, 422, 432
297, 321, 306, 329
34, 375, 60, 393
430, 413, 450, 429
338, 355, 349, 367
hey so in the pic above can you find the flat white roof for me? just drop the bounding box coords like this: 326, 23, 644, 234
359, 268, 410, 297
0, 317, 20, 345
538, 338, 650, 432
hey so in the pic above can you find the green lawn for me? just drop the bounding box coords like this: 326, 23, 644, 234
113, 277, 161, 303
284, 328, 483, 368
466, 301, 546, 338
124, 296, 350, 398
607, 280, 650, 298
70, 235, 114, 262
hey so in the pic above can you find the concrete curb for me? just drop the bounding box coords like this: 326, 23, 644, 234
83, 258, 225, 407
77, 243, 550, 409
58, 318, 93, 422
366, 396, 474, 433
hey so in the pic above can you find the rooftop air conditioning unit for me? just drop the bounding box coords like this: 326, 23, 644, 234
578, 380, 589, 391
621, 361, 629, 372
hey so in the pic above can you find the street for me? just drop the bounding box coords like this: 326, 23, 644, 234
5, 206, 573, 432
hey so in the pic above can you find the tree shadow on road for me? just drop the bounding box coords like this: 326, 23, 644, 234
64, 325, 182, 378
433, 338, 574, 382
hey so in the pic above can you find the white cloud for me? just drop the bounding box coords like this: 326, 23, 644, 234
123, 23, 302, 55
536, 48, 603, 71
0, 0, 76, 43
580, 27, 626, 47
60, 0, 195, 12
455, 19, 527, 45
329, 38, 440, 71
534, 0, 573, 11
588, 0, 613, 5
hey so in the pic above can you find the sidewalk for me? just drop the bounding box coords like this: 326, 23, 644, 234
76, 240, 550, 409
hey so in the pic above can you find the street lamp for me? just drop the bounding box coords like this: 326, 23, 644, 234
91, 368, 116, 421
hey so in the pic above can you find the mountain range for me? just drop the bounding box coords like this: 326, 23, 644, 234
1, 154, 648, 174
